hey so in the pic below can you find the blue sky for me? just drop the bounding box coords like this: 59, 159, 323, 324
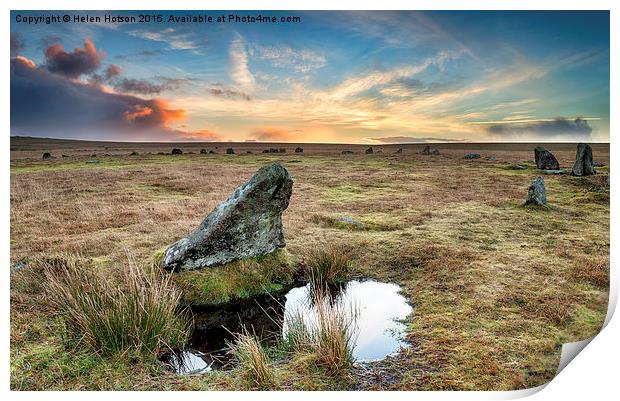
10, 10, 610, 142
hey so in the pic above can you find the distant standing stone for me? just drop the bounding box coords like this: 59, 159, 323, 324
130, 151, 139, 156
295, 147, 304, 153
162, 163, 294, 271
572, 143, 596, 176
171, 148, 183, 155
42, 152, 51, 159
525, 176, 547, 206
463, 153, 481, 159
226, 148, 235, 154
431, 149, 440, 156
420, 145, 431, 155
534, 146, 560, 170
200, 149, 207, 154
395, 148, 403, 154
365, 147, 374, 154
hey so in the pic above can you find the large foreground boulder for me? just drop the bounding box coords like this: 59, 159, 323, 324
162, 163, 294, 271
525, 176, 547, 206
534, 146, 560, 170
572, 143, 596, 176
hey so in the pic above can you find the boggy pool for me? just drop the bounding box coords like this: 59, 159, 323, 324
163, 279, 413, 374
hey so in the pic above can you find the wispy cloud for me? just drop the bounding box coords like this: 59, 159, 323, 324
229, 34, 256, 92
252, 44, 326, 73
128, 28, 199, 50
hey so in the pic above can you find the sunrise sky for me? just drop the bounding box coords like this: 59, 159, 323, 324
10, 10, 610, 143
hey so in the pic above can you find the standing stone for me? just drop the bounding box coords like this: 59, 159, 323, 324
295, 147, 304, 153
200, 149, 207, 154
395, 148, 403, 154
534, 146, 560, 170
431, 149, 440, 156
572, 143, 596, 176
420, 145, 431, 155
525, 176, 547, 206
171, 148, 183, 155
162, 163, 294, 271
365, 147, 374, 154
42, 152, 51, 159
463, 153, 481, 159
226, 148, 235, 154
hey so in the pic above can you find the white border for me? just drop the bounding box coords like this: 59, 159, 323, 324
3, 1, 617, 400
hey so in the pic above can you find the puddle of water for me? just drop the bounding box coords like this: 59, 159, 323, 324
164, 279, 412, 373
284, 280, 413, 362
160, 350, 214, 375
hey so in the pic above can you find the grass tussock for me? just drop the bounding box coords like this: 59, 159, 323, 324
303, 244, 352, 289
572, 256, 609, 288
283, 288, 358, 374
43, 254, 190, 358
228, 331, 277, 390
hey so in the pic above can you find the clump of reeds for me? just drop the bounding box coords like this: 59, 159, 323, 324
283, 287, 358, 374
303, 244, 352, 290
42, 254, 190, 358
227, 331, 277, 389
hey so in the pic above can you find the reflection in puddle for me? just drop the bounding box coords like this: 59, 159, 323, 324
161, 350, 214, 375
285, 280, 412, 362
164, 279, 412, 374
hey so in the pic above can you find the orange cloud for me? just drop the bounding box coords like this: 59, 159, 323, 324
251, 127, 303, 142
124, 104, 153, 121
124, 98, 185, 128
180, 128, 222, 141
12, 55, 35, 69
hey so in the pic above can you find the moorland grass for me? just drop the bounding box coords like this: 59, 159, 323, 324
227, 331, 277, 389
42, 254, 190, 358
303, 244, 352, 290
283, 288, 358, 375
10, 141, 609, 390
172, 249, 298, 305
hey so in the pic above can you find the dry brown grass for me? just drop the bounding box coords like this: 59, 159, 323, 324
42, 254, 190, 357
227, 332, 277, 390
10, 138, 609, 390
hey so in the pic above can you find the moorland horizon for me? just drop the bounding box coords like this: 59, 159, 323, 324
9, 135, 612, 146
